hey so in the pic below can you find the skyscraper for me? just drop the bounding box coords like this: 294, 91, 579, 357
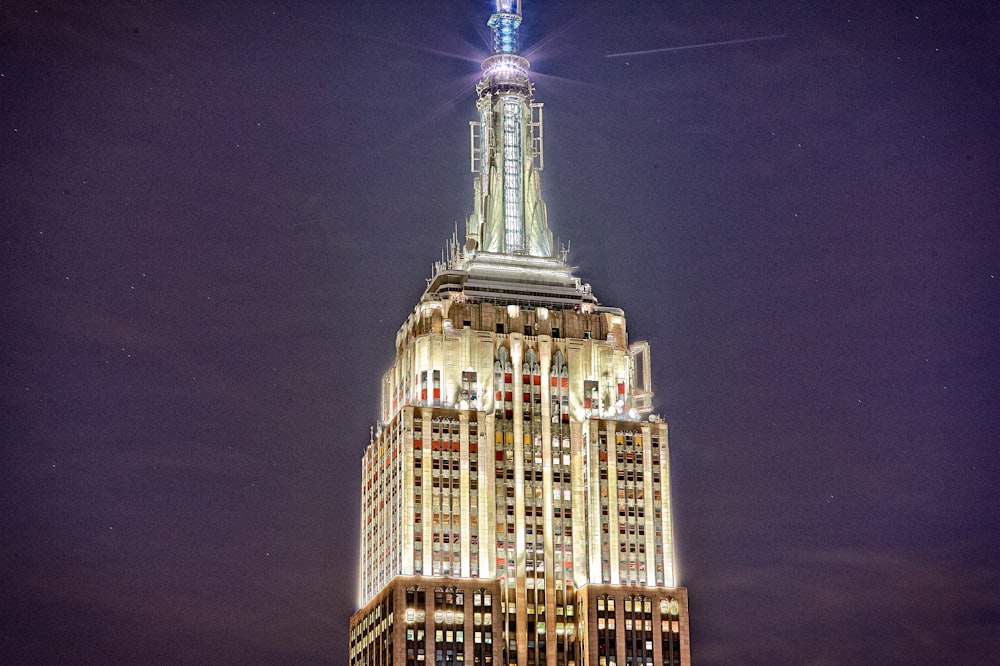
349, 2, 691, 664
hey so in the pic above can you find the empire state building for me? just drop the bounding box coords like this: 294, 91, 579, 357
349, 2, 691, 664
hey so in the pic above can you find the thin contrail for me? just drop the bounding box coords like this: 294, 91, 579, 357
606, 34, 786, 58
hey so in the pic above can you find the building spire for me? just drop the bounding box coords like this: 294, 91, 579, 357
466, 0, 552, 258
488, 0, 522, 55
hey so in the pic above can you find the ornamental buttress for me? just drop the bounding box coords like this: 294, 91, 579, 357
348, 3, 692, 664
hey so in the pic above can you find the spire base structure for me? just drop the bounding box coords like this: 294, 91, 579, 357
476, 54, 532, 97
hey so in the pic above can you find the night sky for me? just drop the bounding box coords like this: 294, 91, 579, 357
3, 0, 998, 663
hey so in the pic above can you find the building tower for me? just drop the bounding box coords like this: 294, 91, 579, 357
349, 2, 691, 664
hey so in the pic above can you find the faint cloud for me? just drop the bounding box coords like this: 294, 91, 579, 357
695, 544, 999, 665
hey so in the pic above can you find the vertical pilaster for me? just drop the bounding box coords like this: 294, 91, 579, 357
460, 410, 471, 576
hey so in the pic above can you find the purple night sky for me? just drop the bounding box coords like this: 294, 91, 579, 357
3, 0, 998, 663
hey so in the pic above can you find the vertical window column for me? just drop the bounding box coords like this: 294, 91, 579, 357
501, 98, 523, 253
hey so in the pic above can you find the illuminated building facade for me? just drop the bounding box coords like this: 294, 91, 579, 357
349, 2, 691, 664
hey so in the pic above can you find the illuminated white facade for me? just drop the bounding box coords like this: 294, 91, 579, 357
350, 3, 690, 665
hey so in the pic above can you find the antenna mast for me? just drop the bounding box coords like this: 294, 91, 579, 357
489, 0, 523, 55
